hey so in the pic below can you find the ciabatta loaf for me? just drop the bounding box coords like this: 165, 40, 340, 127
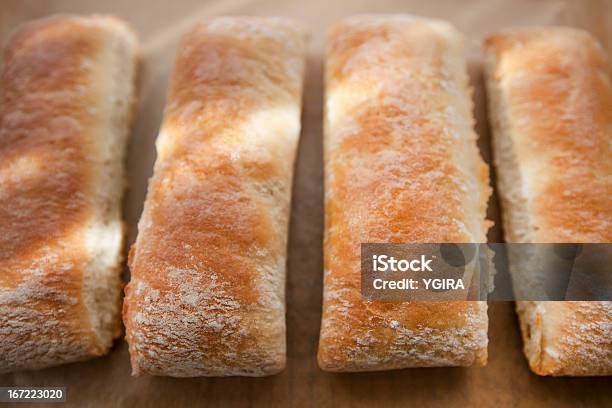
318, 15, 491, 372
0, 15, 139, 373
123, 17, 306, 377
484, 27, 612, 376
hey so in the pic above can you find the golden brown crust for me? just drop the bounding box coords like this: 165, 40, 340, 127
485, 27, 612, 243
0, 15, 138, 373
123, 17, 306, 377
318, 15, 491, 372
484, 27, 612, 376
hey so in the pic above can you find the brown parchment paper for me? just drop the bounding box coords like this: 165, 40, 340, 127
1, 0, 611, 406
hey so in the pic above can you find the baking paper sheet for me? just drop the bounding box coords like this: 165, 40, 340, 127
1, 0, 611, 406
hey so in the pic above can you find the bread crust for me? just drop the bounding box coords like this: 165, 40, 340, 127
318, 15, 491, 372
0, 15, 138, 373
123, 17, 306, 377
484, 27, 612, 376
